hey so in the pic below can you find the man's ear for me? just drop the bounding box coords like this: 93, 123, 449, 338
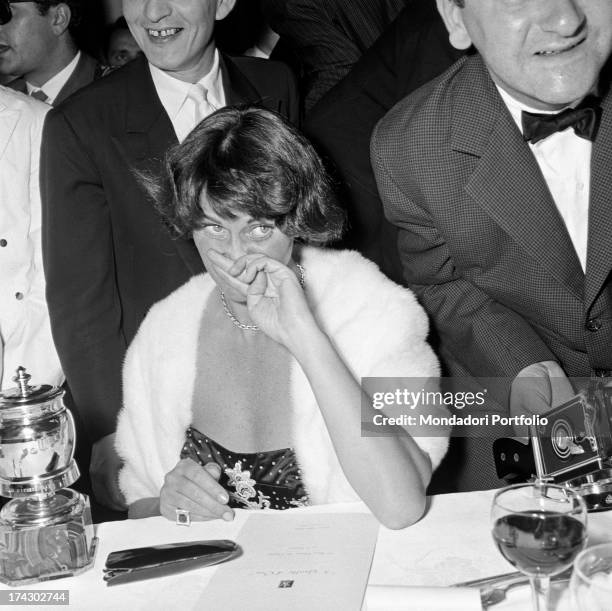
49, 3, 71, 37
216, 0, 237, 21
435, 0, 472, 50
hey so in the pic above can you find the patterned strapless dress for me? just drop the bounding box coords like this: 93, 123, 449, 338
180, 426, 309, 510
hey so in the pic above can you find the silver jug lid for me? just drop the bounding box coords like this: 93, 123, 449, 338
0, 367, 63, 407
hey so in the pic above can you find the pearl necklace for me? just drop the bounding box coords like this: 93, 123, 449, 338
220, 263, 305, 331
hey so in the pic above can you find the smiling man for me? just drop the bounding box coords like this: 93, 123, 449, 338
40, 0, 298, 514
371, 0, 612, 490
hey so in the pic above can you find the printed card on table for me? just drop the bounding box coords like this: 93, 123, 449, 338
199, 512, 379, 611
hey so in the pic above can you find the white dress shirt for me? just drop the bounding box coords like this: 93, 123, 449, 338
26, 51, 81, 105
498, 87, 591, 272
0, 87, 63, 389
149, 49, 226, 142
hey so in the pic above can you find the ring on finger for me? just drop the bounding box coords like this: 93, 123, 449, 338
175, 508, 191, 526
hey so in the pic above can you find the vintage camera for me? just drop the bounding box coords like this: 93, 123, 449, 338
494, 378, 612, 511
531, 383, 612, 479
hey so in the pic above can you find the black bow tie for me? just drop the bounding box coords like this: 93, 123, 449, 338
521, 97, 601, 144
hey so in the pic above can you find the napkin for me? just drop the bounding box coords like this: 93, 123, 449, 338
364, 585, 481, 610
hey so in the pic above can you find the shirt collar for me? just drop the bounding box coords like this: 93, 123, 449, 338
26, 51, 80, 104
148, 49, 225, 121
495, 85, 582, 136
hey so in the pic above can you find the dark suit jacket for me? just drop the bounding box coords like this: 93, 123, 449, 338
264, 0, 406, 111
372, 54, 612, 389
41, 54, 299, 442
7, 53, 100, 106
305, 2, 461, 279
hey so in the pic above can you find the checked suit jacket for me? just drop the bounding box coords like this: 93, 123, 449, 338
41, 54, 299, 443
372, 54, 612, 493
372, 54, 612, 402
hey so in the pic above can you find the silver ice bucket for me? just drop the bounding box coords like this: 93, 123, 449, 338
0, 367, 96, 585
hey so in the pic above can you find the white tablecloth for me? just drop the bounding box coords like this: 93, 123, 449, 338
3, 489, 612, 610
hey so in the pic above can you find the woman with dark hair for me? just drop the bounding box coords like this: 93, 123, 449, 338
115, 107, 447, 529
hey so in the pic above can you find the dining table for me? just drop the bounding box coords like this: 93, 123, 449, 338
2, 488, 611, 610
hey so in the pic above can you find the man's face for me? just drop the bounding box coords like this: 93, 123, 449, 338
439, 0, 612, 110
107, 29, 142, 67
0, 2, 58, 81
123, 0, 235, 83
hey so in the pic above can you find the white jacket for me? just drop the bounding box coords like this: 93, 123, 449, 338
0, 87, 63, 389
116, 247, 447, 505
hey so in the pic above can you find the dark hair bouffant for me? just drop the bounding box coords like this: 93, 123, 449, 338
154, 106, 345, 245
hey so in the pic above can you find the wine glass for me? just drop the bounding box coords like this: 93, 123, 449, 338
491, 482, 587, 611
570, 542, 612, 610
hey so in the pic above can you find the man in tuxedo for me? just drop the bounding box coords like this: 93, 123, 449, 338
41, 0, 298, 512
372, 0, 612, 488
0, 0, 98, 105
